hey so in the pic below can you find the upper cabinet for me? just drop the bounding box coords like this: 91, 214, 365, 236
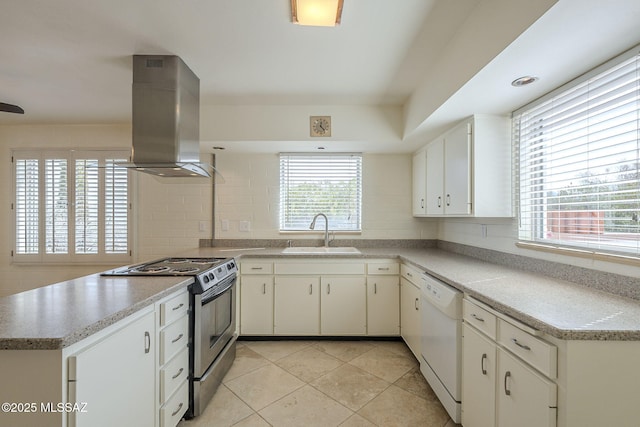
413, 115, 512, 218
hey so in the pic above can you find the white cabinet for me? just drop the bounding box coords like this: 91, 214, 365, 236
400, 263, 421, 359
320, 276, 367, 335
68, 308, 156, 427
367, 261, 400, 336
412, 148, 427, 216
462, 298, 557, 427
274, 275, 321, 335
240, 275, 274, 335
414, 114, 512, 218
157, 290, 189, 427
462, 323, 496, 427
240, 260, 274, 335
497, 347, 557, 427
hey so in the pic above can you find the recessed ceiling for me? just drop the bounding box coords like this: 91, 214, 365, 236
1, 0, 639, 153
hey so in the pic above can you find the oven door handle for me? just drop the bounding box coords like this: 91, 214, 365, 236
201, 277, 236, 305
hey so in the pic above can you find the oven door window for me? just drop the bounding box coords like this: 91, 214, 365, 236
201, 285, 234, 351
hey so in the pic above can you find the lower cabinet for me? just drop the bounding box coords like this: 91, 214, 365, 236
68, 308, 156, 427
240, 258, 400, 337
462, 298, 557, 427
240, 275, 274, 335
400, 264, 421, 358
367, 276, 400, 335
274, 276, 321, 335
320, 276, 367, 335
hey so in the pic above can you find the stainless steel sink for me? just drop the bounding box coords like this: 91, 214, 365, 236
281, 247, 361, 254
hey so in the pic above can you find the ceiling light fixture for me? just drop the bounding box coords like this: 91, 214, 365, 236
511, 76, 539, 87
291, 0, 344, 27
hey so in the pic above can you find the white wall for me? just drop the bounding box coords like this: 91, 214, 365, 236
214, 151, 436, 240
439, 218, 640, 278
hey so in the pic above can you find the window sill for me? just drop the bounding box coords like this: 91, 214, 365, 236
516, 241, 640, 267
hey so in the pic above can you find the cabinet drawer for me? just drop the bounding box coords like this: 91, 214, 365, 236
241, 261, 273, 275
160, 315, 188, 365
498, 319, 557, 378
160, 291, 189, 327
160, 379, 188, 427
400, 264, 421, 285
160, 348, 189, 403
463, 298, 497, 340
367, 262, 399, 275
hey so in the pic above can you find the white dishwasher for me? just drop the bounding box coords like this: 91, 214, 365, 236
420, 272, 463, 423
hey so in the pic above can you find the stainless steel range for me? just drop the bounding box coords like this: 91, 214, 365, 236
103, 257, 238, 419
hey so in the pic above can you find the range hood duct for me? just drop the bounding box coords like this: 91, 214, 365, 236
125, 55, 211, 177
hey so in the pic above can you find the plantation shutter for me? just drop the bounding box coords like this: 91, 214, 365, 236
280, 153, 362, 231
13, 150, 131, 262
15, 158, 39, 254
515, 49, 640, 255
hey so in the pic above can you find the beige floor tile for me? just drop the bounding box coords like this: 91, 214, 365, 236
231, 413, 271, 427
311, 364, 390, 411
276, 346, 344, 382
358, 385, 450, 427
224, 344, 271, 382
259, 385, 353, 427
372, 340, 416, 358
242, 340, 313, 361
178, 384, 253, 427
349, 346, 418, 383
394, 366, 438, 401
225, 363, 305, 410
313, 340, 376, 362
339, 413, 377, 427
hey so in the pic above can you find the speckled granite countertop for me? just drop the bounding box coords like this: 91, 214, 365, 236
184, 246, 640, 341
2, 246, 639, 350
0, 274, 192, 350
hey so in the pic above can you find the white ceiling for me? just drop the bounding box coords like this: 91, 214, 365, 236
1, 0, 640, 153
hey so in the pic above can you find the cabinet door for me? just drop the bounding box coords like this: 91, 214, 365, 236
240, 275, 274, 335
412, 149, 427, 216
320, 276, 367, 335
425, 139, 445, 215
274, 276, 320, 335
497, 348, 557, 427
462, 324, 496, 427
444, 121, 471, 215
367, 276, 400, 335
400, 278, 421, 358
69, 310, 155, 427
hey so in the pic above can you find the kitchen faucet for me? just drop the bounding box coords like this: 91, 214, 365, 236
309, 213, 329, 247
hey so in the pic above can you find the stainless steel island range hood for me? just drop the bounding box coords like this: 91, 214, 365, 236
125, 55, 210, 177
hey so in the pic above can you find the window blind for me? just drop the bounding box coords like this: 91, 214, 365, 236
280, 153, 362, 231
515, 48, 640, 256
13, 150, 131, 262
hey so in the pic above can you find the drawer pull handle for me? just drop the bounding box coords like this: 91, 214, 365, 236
374, 283, 377, 294
414, 297, 419, 311
504, 371, 511, 395
511, 338, 531, 351
481, 353, 487, 375
171, 402, 184, 417
378, 267, 390, 271
172, 367, 184, 380
144, 331, 151, 354
407, 272, 413, 277
471, 313, 485, 322
437, 196, 442, 208
327, 283, 331, 294
251, 267, 263, 270
171, 333, 184, 344
172, 303, 184, 311
309, 284, 313, 295
446, 194, 451, 206
263, 283, 266, 294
